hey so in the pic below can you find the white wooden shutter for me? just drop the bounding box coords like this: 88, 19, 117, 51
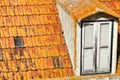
81, 21, 112, 75
82, 23, 95, 74
97, 22, 112, 73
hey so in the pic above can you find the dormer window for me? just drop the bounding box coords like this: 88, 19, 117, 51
81, 20, 113, 75
14, 37, 24, 48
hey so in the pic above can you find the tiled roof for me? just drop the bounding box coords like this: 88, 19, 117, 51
56, 0, 120, 20
0, 0, 73, 79
98, 0, 120, 32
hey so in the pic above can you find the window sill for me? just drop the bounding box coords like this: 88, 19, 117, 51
79, 74, 120, 78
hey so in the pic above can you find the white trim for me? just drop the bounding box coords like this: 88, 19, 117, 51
111, 20, 118, 74
75, 23, 81, 76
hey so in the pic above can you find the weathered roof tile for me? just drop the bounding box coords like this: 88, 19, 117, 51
9, 0, 18, 5
41, 47, 48, 58
23, 48, 30, 58
19, 0, 27, 5
47, 57, 54, 69
19, 16, 29, 25
44, 25, 55, 35
4, 27, 10, 37
58, 45, 68, 56
53, 24, 62, 34
0, 7, 7, 16
62, 56, 72, 68
6, 6, 15, 16
12, 16, 21, 26
0, 16, 4, 27
37, 58, 46, 69
1, 0, 9, 6
0, 0, 73, 79
9, 27, 17, 37
31, 6, 40, 15
57, 0, 120, 20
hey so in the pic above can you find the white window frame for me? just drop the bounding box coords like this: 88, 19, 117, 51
81, 20, 113, 75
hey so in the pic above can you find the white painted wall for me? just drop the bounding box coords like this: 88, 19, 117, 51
76, 23, 81, 75
111, 20, 118, 74
56, 2, 75, 69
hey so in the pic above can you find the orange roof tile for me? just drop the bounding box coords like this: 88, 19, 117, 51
0, 0, 73, 79
99, 0, 120, 15
57, 0, 120, 20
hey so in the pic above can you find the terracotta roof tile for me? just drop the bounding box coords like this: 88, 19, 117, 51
48, 5, 58, 14
47, 46, 59, 57
12, 16, 21, 26
0, 7, 7, 16
31, 37, 41, 47
23, 37, 32, 47
0, 28, 5, 37
46, 57, 54, 69
62, 56, 72, 68
102, 1, 120, 12
23, 6, 32, 15
3, 27, 10, 37
1, 0, 10, 6
29, 48, 37, 58
27, 26, 35, 36
9, 0, 18, 5
40, 70, 45, 78
14, 48, 21, 60
0, 38, 7, 48
5, 38, 10, 48
37, 58, 46, 69
15, 6, 24, 15
19, 16, 29, 25
6, 16, 13, 26
64, 68, 74, 77
40, 47, 48, 58
31, 5, 40, 15
0, 0, 73, 79
36, 25, 45, 35
28, 15, 40, 25
17, 27, 26, 36
9, 27, 17, 37
44, 25, 55, 35
19, 0, 27, 5
58, 45, 68, 56
0, 16, 4, 27
57, 0, 120, 20
26, 71, 32, 79
23, 48, 30, 58
6, 6, 15, 16
7, 72, 14, 79
53, 24, 62, 34
39, 15, 48, 25
60, 34, 65, 44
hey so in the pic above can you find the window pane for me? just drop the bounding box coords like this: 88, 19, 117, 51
100, 23, 109, 46
97, 48, 110, 72
82, 49, 95, 73
84, 24, 94, 47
